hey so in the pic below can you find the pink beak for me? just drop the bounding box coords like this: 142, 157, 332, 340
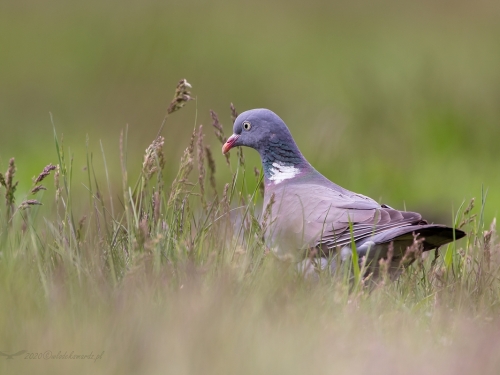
222, 134, 240, 154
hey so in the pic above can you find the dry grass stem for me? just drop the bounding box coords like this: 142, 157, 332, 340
196, 125, 206, 208
205, 145, 217, 194
120, 129, 127, 194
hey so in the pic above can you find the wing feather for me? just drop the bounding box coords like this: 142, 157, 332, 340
269, 183, 423, 250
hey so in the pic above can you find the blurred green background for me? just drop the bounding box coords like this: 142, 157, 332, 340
1, 0, 499, 223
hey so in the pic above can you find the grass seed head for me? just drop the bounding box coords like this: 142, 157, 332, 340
167, 128, 196, 207
378, 241, 395, 283
483, 218, 496, 271
464, 197, 475, 215
34, 163, 57, 184
237, 146, 245, 167
153, 191, 161, 225
76, 215, 87, 241
31, 185, 47, 194
187, 127, 196, 156
210, 110, 226, 144
5, 158, 18, 211
230, 102, 239, 124
18, 199, 42, 210
229, 104, 245, 166
399, 233, 425, 268
221, 183, 230, 207
142, 136, 165, 181
210, 110, 230, 166
229, 103, 244, 166
54, 164, 61, 201
167, 79, 193, 115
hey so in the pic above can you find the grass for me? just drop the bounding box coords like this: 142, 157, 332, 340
0, 81, 499, 375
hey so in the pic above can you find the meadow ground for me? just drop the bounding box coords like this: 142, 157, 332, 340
0, 84, 499, 374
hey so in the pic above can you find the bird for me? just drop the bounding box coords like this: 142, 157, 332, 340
222, 108, 466, 278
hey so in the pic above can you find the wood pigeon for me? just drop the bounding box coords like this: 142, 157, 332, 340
222, 108, 465, 277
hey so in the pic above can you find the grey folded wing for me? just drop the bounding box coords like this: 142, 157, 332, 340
271, 183, 423, 250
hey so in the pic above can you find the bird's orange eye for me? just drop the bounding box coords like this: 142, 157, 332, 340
243, 121, 251, 130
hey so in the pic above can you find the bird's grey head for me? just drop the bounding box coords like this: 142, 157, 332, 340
222, 108, 294, 155
222, 108, 310, 182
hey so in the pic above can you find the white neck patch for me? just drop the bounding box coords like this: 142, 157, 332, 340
268, 162, 300, 184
